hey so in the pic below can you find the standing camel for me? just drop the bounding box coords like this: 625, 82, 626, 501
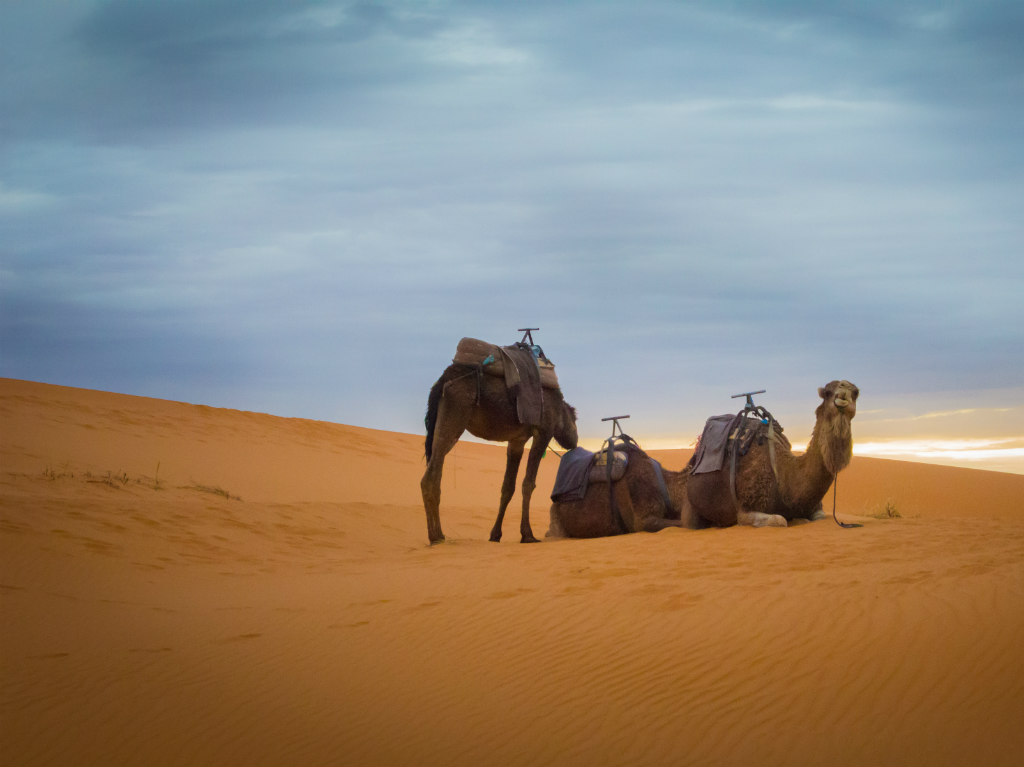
686, 379, 860, 527
421, 363, 578, 544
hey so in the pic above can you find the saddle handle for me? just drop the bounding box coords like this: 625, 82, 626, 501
518, 327, 540, 345
601, 414, 630, 438
731, 389, 766, 410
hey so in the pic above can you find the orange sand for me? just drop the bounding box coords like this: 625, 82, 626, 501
2, 377, 1023, 767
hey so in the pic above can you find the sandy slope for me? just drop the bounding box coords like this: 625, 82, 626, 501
2, 378, 1022, 766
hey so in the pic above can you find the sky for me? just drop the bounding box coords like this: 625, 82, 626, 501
2, 0, 1023, 474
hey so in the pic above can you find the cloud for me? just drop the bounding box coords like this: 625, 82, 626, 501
1, 0, 1022, 464
852, 438, 1024, 474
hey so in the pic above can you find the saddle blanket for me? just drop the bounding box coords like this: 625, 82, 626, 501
550, 446, 628, 502
690, 413, 787, 474
499, 343, 543, 426
689, 414, 740, 474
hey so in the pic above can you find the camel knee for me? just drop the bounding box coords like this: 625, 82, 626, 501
738, 511, 788, 528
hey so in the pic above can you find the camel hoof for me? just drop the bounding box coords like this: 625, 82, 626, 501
429, 536, 446, 545
521, 535, 541, 543
489, 534, 502, 542
809, 510, 827, 521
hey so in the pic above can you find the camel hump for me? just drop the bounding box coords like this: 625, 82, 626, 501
452, 336, 560, 389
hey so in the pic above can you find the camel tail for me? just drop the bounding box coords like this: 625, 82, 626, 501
424, 373, 447, 462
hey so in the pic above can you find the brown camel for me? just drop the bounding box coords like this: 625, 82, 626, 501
546, 380, 859, 537
685, 380, 860, 528
547, 440, 693, 538
421, 363, 578, 544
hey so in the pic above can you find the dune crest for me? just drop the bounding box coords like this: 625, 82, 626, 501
3, 378, 1023, 766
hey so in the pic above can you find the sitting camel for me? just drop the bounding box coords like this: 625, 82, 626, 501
547, 438, 692, 538
546, 380, 859, 537
685, 379, 860, 528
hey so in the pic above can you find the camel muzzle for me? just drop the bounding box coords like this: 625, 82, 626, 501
835, 398, 855, 414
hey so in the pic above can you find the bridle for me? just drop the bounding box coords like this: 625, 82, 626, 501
829, 398, 861, 528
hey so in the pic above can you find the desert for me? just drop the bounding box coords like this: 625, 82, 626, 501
2, 376, 1023, 767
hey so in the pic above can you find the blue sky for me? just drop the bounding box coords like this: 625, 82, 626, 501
2, 0, 1023, 473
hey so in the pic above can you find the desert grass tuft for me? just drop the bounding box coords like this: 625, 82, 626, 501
871, 498, 901, 519
183, 483, 240, 501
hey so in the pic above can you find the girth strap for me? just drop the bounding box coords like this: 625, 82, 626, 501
603, 433, 640, 534
650, 458, 676, 517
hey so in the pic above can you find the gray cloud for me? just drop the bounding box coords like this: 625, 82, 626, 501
2, 0, 1022, 446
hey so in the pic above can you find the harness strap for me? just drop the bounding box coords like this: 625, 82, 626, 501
767, 419, 779, 480
729, 425, 741, 512
728, 412, 782, 514
650, 458, 676, 517
602, 433, 640, 534
441, 365, 483, 405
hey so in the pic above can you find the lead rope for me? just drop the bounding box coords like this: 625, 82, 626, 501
832, 472, 862, 528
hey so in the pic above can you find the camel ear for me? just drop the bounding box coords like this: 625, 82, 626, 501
818, 386, 827, 399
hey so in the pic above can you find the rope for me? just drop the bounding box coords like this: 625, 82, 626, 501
831, 472, 862, 528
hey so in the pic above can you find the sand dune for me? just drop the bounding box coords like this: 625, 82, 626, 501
2, 377, 1023, 766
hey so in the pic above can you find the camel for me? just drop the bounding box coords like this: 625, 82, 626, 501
421, 363, 578, 544
547, 439, 693, 538
685, 380, 860, 528
546, 380, 859, 537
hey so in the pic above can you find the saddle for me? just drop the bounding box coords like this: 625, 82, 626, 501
451, 336, 559, 427
688, 402, 789, 510
452, 337, 559, 389
550, 445, 629, 502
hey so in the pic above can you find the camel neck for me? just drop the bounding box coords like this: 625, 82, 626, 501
782, 432, 840, 509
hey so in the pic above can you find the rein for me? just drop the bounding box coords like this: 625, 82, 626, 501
831, 472, 862, 528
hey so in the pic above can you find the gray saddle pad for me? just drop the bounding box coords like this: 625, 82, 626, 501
551, 447, 595, 502
690, 414, 738, 474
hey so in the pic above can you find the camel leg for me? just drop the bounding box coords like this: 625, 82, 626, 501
737, 509, 788, 528
545, 504, 566, 538
421, 398, 468, 545
489, 439, 526, 542
420, 452, 447, 544
517, 437, 548, 543
678, 495, 703, 530
640, 516, 685, 533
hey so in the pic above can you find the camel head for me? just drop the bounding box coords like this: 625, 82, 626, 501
555, 402, 579, 450
814, 380, 859, 475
